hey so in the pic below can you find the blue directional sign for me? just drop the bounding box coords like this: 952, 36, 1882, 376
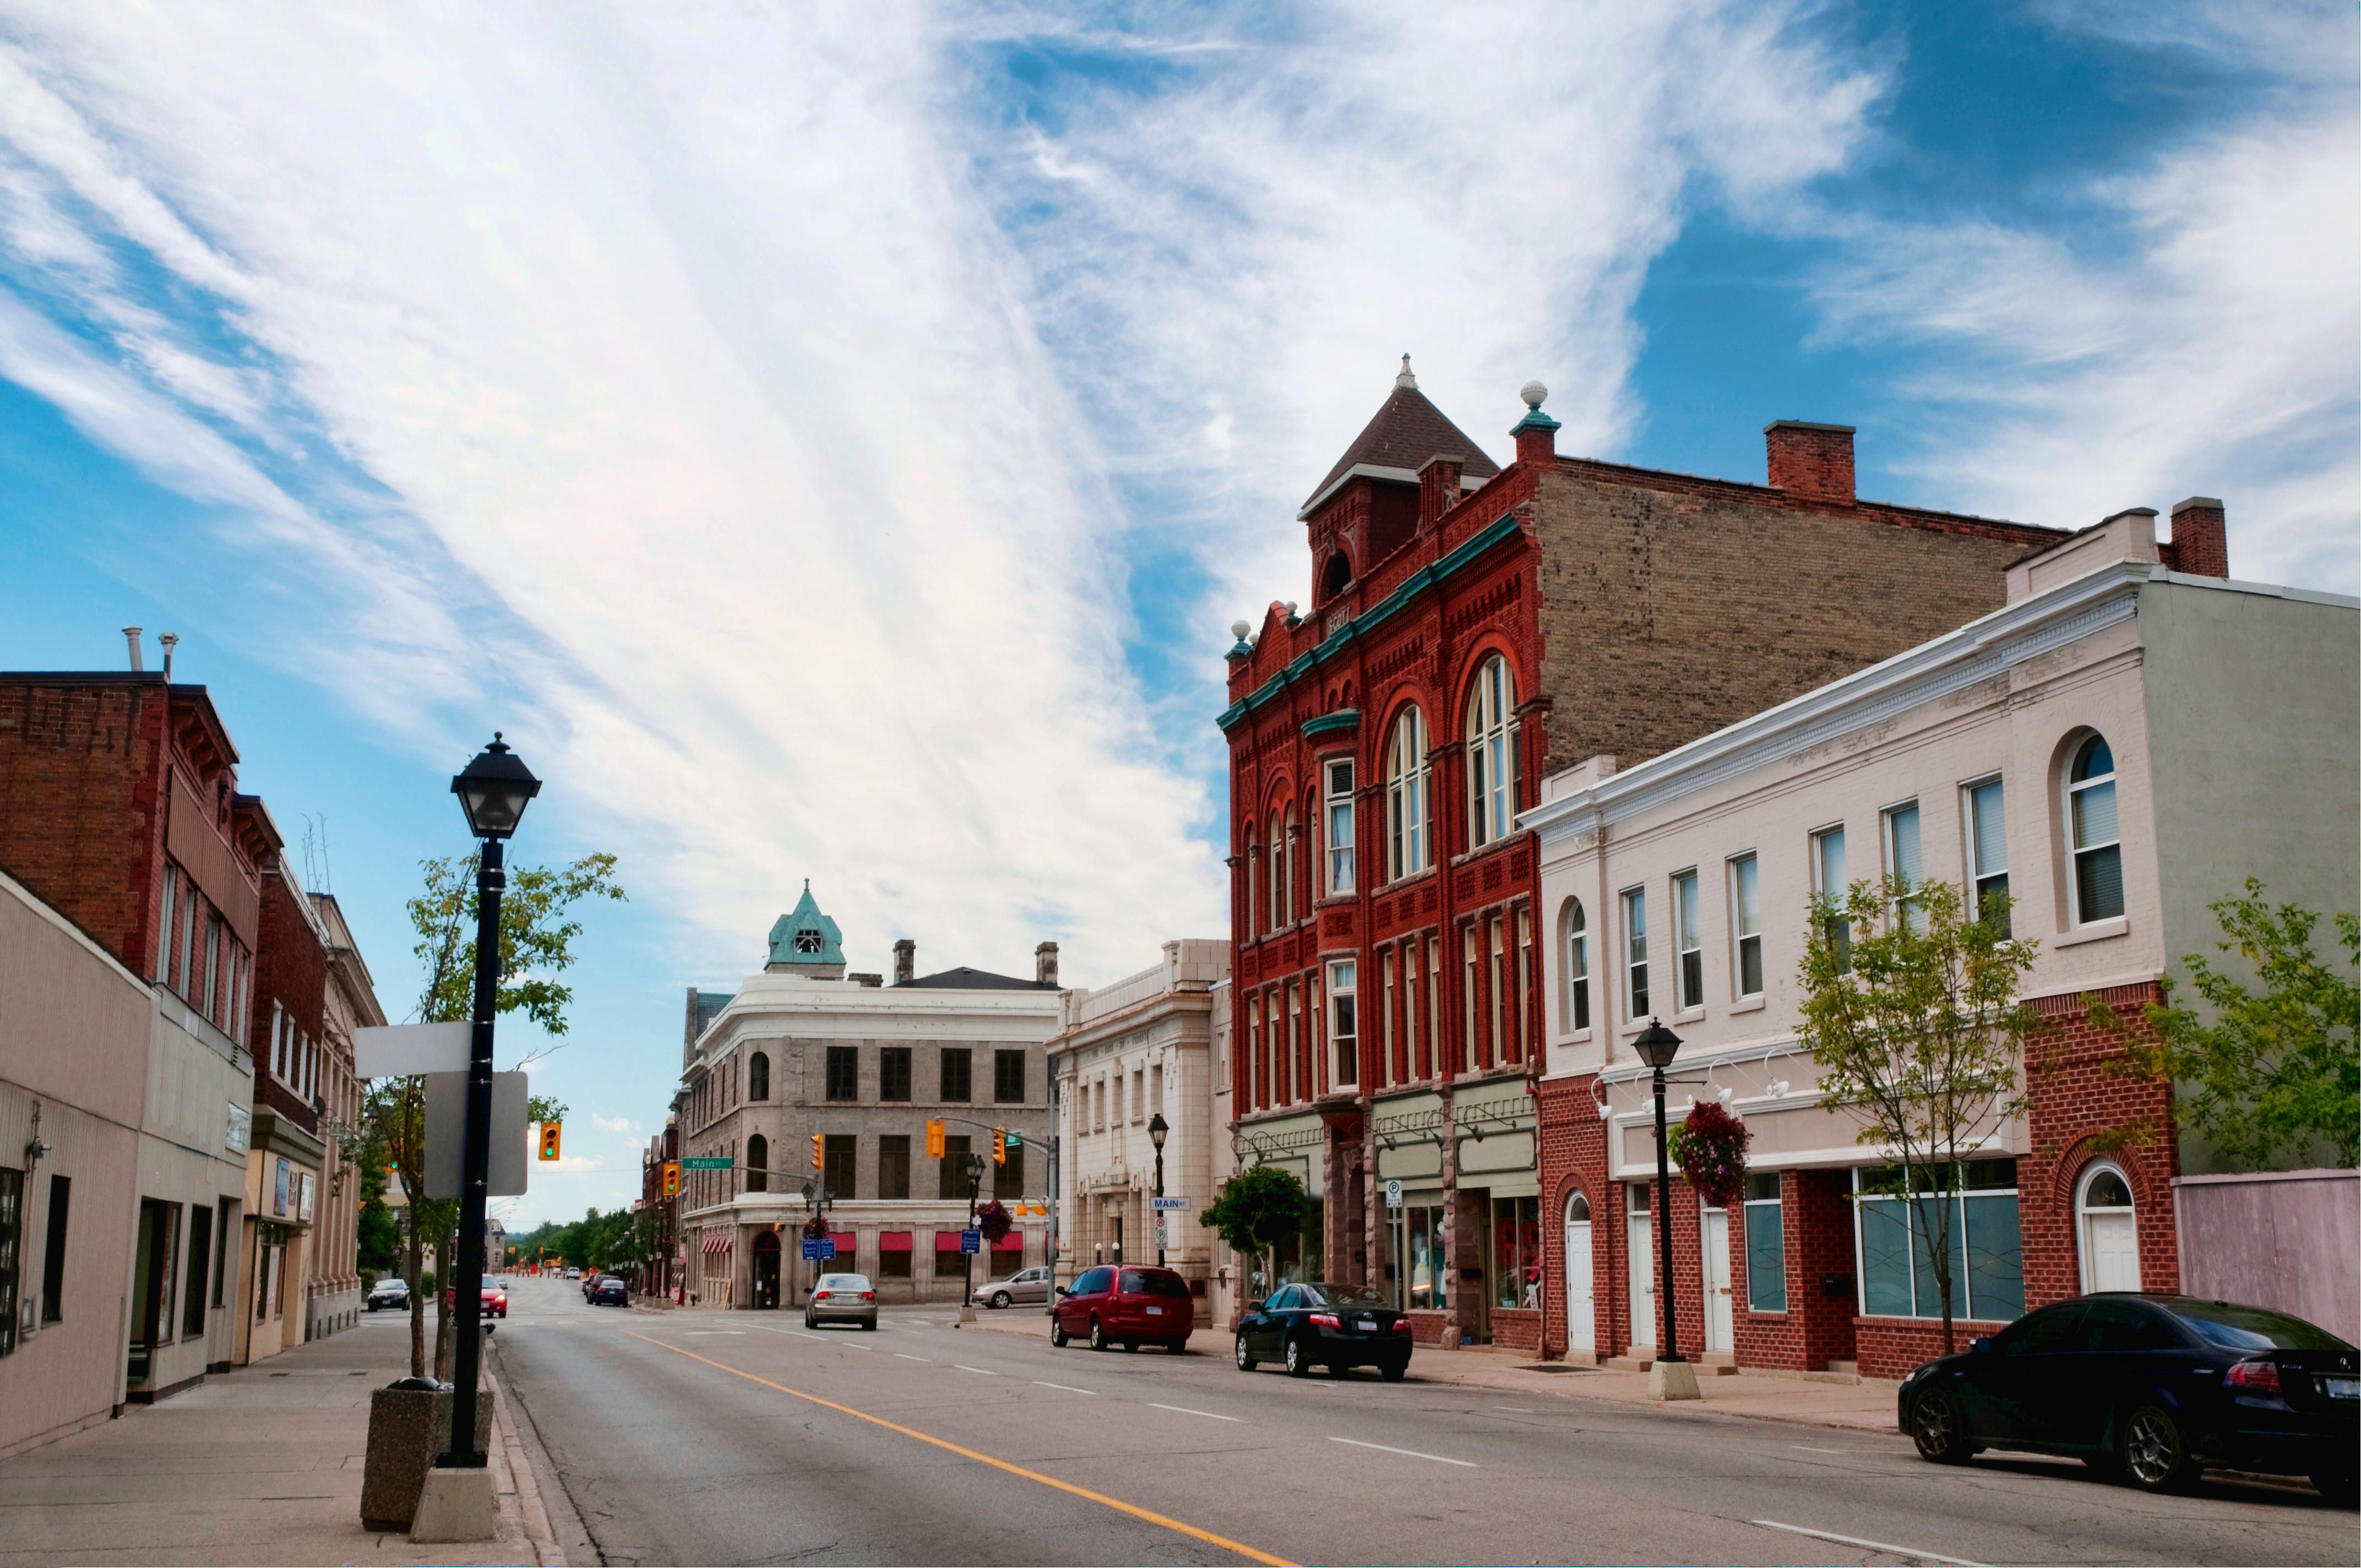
801, 1237, 835, 1261
959, 1229, 981, 1255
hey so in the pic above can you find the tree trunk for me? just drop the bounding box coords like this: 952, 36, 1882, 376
433, 1233, 453, 1379
404, 1090, 426, 1378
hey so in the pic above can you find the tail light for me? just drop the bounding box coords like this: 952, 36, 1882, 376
2226, 1358, 2282, 1395
863, 1291, 876, 1301
1307, 1311, 1341, 1329
1392, 1319, 1412, 1333
814, 1291, 830, 1300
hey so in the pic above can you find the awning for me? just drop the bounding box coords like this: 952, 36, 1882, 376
932, 1230, 967, 1251
877, 1232, 914, 1253
827, 1231, 856, 1255
991, 1231, 1022, 1251
701, 1234, 732, 1255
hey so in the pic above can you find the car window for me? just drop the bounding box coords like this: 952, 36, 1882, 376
1074, 1267, 1113, 1295
2167, 1300, 2351, 1351
1118, 1270, 1190, 1298
1264, 1286, 1298, 1311
1302, 1282, 1386, 1306
2082, 1302, 2178, 1352
1993, 1303, 2085, 1354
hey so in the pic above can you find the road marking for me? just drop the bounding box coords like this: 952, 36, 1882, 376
895, 1353, 931, 1362
1148, 1403, 1243, 1423
759, 1329, 829, 1341
953, 1364, 999, 1376
621, 1332, 1291, 1566
1034, 1381, 1097, 1395
1787, 1444, 1895, 1457
683, 1331, 746, 1336
1326, 1436, 1476, 1468
1749, 1519, 1985, 1566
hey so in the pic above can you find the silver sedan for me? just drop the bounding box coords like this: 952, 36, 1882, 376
985, 1266, 1052, 1309
805, 1273, 877, 1330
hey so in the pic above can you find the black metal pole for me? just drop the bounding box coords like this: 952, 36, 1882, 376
440, 838, 503, 1467
1154, 1150, 1166, 1266
964, 1163, 979, 1307
1652, 1063, 1683, 1363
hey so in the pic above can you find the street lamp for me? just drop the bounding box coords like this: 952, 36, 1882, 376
1631, 1018, 1686, 1370
439, 734, 539, 1474
1146, 1113, 1169, 1265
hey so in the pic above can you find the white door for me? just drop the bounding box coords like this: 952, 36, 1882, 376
1701, 1208, 1733, 1353
1628, 1213, 1655, 1346
1564, 1217, 1595, 1354
2084, 1211, 2140, 1292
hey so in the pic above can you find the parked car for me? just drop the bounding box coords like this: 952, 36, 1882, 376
440, 1283, 509, 1319
987, 1267, 1052, 1309
590, 1277, 629, 1307
563, 1266, 581, 1279
1900, 1293, 2358, 1502
806, 1272, 877, 1330
365, 1277, 410, 1311
1234, 1281, 1411, 1380
1051, 1265, 1194, 1353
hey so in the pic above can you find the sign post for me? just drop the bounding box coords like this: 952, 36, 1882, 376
1385, 1179, 1403, 1210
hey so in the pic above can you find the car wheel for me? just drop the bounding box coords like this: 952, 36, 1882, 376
2311, 1467, 2358, 1509
861, 1319, 876, 1332
1235, 1333, 1257, 1372
1168, 1338, 1188, 1354
1051, 1317, 1069, 1348
1121, 1340, 1139, 1353
804, 1311, 815, 1330
1089, 1316, 1108, 1352
2120, 1404, 2197, 1494
1284, 1335, 1310, 1378
1908, 1388, 1972, 1465
991, 1291, 1011, 1309
1381, 1358, 1408, 1382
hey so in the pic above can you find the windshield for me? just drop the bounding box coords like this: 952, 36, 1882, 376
1301, 1282, 1388, 1306
2166, 1300, 2349, 1351
819, 1275, 871, 1291
1119, 1270, 1192, 1298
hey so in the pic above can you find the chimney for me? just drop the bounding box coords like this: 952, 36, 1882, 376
123, 626, 144, 672
1417, 452, 1464, 526
1511, 380, 1559, 466
893, 938, 915, 987
2167, 497, 2229, 579
1035, 941, 1059, 987
158, 631, 178, 680
1765, 421, 1855, 502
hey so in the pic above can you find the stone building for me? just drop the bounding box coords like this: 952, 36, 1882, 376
306, 891, 382, 1339
675, 885, 1060, 1308
1219, 361, 2077, 1349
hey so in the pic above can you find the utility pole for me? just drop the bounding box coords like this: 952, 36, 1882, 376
962, 1153, 984, 1308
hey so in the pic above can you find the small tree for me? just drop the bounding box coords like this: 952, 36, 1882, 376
1199, 1163, 1310, 1295
2102, 879, 2358, 1169
1799, 876, 2036, 1354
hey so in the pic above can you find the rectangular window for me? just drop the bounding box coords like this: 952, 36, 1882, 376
1967, 778, 2010, 935
1673, 870, 1703, 1011
1426, 937, 1441, 1080
1380, 950, 1396, 1087
1622, 888, 1649, 1019
879, 1047, 912, 1103
1329, 960, 1357, 1088
182, 1199, 210, 1337
938, 1135, 971, 1199
1515, 907, 1532, 1061
1742, 1172, 1785, 1313
200, 914, 221, 1021
1492, 1195, 1541, 1309
1325, 759, 1356, 895
1885, 802, 1925, 932
156, 866, 177, 983
2069, 751, 2124, 923
994, 1049, 1026, 1105
0, 1167, 19, 1356
877, 1135, 911, 1200
1131, 1066, 1145, 1121
40, 1174, 69, 1323
1282, 983, 1299, 1103
878, 1246, 913, 1279
825, 1046, 859, 1103
824, 1135, 857, 1201
213, 1199, 233, 1308
1151, 1063, 1163, 1118
1402, 945, 1421, 1081
1488, 918, 1508, 1065
175, 888, 195, 998
994, 1146, 1025, 1201
1812, 826, 1851, 972
1248, 998, 1264, 1109
1462, 926, 1479, 1072
1852, 1162, 2023, 1322
940, 1048, 972, 1103
1729, 854, 1763, 998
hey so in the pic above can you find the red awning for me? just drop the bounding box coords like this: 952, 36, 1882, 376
827, 1231, 856, 1254
991, 1231, 1022, 1251
701, 1234, 732, 1255
933, 1231, 966, 1251
877, 1232, 914, 1253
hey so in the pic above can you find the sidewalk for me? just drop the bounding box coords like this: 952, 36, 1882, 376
0, 1319, 564, 1566
954, 1309, 1902, 1433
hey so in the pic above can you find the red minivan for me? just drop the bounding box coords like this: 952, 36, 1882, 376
1051, 1265, 1194, 1353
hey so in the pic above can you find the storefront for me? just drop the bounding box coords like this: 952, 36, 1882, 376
235, 1110, 318, 1366
1234, 1113, 1324, 1295
1371, 1080, 1539, 1348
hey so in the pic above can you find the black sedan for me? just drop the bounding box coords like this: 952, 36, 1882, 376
590, 1277, 629, 1306
1900, 1293, 2357, 1502
1235, 1281, 1412, 1380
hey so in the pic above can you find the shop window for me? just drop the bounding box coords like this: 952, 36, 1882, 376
38, 1174, 70, 1324
1853, 1161, 2022, 1322
1966, 778, 2010, 934
1492, 1196, 1541, 1310
0, 1168, 20, 1355
1743, 1172, 1785, 1313
1389, 1201, 1449, 1311
181, 1196, 211, 1338
877, 1246, 913, 1279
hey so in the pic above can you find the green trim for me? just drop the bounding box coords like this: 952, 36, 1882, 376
1216, 514, 1522, 732
1300, 709, 1360, 739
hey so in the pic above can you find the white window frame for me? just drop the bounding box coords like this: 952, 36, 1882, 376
1461, 925, 1480, 1074
1380, 949, 1397, 1088
1811, 824, 1849, 972
1268, 810, 1285, 929
1466, 657, 1517, 849
1622, 887, 1649, 1022
2073, 1159, 2140, 1294
1328, 960, 1358, 1089
1562, 899, 1591, 1035
1386, 707, 1429, 880
1883, 800, 1925, 933
1728, 853, 1762, 1000
2065, 734, 2123, 926
1963, 776, 2009, 936
1324, 759, 1356, 896
1672, 869, 1703, 1013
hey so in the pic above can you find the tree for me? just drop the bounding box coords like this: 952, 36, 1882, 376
355, 1159, 401, 1273
1199, 1163, 1310, 1294
1798, 876, 2036, 1355
2101, 880, 2359, 1170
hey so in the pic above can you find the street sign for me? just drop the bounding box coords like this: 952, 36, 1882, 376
801, 1237, 835, 1261
1152, 1220, 1170, 1250
1005, 1130, 1022, 1149
353, 1021, 471, 1077
1151, 1196, 1189, 1211
423, 1071, 530, 1199
680, 1156, 733, 1170
1385, 1179, 1402, 1208
959, 1229, 981, 1255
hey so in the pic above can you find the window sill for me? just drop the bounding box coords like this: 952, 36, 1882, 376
1617, 1018, 1651, 1037
1553, 1029, 1595, 1046
2055, 916, 2129, 949
1728, 994, 1767, 1015
1674, 1006, 1706, 1025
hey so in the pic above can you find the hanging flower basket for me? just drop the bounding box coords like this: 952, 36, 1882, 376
801, 1212, 831, 1242
1667, 1100, 1751, 1210
976, 1199, 1012, 1244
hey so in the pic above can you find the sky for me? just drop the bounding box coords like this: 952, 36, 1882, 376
1, 1, 2352, 1227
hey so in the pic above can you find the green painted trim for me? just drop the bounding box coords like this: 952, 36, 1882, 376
1216, 514, 1522, 732
1300, 709, 1360, 739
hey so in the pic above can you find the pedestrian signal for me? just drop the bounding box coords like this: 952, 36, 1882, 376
538, 1121, 562, 1161
992, 1126, 1007, 1165
926, 1119, 945, 1159
811, 1131, 825, 1170
662, 1161, 681, 1196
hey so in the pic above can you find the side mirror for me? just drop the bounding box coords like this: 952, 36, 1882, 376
1054, 1286, 1070, 1298
1972, 1337, 1994, 1354
1247, 1299, 1265, 1312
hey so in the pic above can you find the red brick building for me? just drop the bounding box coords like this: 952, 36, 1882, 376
1218, 361, 2064, 1349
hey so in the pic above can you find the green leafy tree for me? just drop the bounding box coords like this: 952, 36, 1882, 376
1798, 876, 2037, 1355
2100, 880, 2359, 1169
355, 1159, 401, 1273
1199, 1163, 1310, 1295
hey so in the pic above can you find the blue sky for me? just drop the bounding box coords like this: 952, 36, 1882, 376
1, 1, 2351, 1225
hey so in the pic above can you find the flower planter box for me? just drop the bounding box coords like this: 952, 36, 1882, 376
358, 1383, 495, 1533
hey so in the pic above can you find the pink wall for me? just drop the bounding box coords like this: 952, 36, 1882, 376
2174, 1169, 2358, 1343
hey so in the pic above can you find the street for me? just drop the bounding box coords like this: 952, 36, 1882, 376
482, 1278, 2354, 1567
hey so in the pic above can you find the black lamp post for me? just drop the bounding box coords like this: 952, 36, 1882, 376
1632, 1017, 1684, 1365
439, 734, 540, 1471
962, 1151, 988, 1308
1146, 1113, 1169, 1265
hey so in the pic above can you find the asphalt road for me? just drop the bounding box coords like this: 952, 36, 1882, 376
480, 1276, 2354, 1567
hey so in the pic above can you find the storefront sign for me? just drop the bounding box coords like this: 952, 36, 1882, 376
225, 1101, 251, 1156
274, 1157, 291, 1216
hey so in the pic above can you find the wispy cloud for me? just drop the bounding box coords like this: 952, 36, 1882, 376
590, 1113, 639, 1137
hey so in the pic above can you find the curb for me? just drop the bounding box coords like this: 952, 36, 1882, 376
486, 1342, 579, 1565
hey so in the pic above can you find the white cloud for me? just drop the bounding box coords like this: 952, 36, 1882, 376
590, 1113, 639, 1136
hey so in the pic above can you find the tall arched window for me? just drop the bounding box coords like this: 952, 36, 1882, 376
1269, 808, 1287, 926
1244, 825, 1261, 935
1386, 706, 1429, 879
2066, 733, 2123, 923
748, 1051, 770, 1102
1466, 656, 1517, 848
1560, 898, 1590, 1032
747, 1133, 768, 1191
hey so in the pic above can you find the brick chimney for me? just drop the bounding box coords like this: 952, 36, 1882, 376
1418, 452, 1464, 526
1035, 941, 1059, 987
893, 938, 915, 986
1765, 420, 1855, 502
2167, 496, 2229, 579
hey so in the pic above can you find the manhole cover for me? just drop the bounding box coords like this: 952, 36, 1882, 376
1519, 1363, 1591, 1374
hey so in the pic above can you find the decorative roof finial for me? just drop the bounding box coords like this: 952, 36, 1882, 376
1520, 380, 1548, 411
1396, 353, 1416, 390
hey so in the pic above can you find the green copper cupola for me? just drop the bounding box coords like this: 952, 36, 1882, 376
765, 880, 846, 975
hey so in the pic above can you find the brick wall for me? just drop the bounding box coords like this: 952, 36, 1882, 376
1731, 1168, 1858, 1372
0, 679, 170, 972
1537, 1074, 1608, 1358
1490, 1306, 1542, 1354
1857, 1316, 2013, 1380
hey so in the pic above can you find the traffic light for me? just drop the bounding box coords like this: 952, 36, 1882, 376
992, 1126, 1007, 1165
538, 1121, 562, 1161
662, 1161, 681, 1196
925, 1119, 945, 1159
810, 1131, 825, 1170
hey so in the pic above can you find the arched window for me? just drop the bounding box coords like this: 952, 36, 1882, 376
2075, 1162, 2139, 1292
746, 1134, 769, 1192
1319, 552, 1352, 604
1561, 899, 1590, 1032
1386, 706, 1429, 879
1244, 825, 1260, 935
1269, 809, 1286, 927
1565, 1191, 1590, 1223
748, 1051, 770, 1102
2066, 734, 2123, 924
1466, 656, 1517, 848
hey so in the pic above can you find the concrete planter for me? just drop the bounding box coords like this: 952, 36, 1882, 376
359, 1384, 494, 1532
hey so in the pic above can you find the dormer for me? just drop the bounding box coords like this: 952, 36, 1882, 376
1298, 356, 1499, 607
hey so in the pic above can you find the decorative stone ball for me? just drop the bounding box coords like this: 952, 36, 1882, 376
1231, 619, 1252, 641
1520, 380, 1548, 410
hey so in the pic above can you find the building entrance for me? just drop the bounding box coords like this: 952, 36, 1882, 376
752, 1233, 781, 1309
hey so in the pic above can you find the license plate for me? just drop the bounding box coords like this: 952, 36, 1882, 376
2326, 1377, 2359, 1400
1356, 1319, 1378, 1332
1146, 1306, 1163, 1316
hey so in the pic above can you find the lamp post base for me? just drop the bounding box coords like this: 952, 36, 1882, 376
410, 1464, 498, 1542
1647, 1358, 1703, 1402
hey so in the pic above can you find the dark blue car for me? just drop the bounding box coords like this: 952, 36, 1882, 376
1900, 1293, 2357, 1504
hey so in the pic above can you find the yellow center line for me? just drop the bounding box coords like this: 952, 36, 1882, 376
621, 1330, 1292, 1566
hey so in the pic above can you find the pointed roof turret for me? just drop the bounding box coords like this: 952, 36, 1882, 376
1298, 355, 1501, 519
765, 879, 846, 974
